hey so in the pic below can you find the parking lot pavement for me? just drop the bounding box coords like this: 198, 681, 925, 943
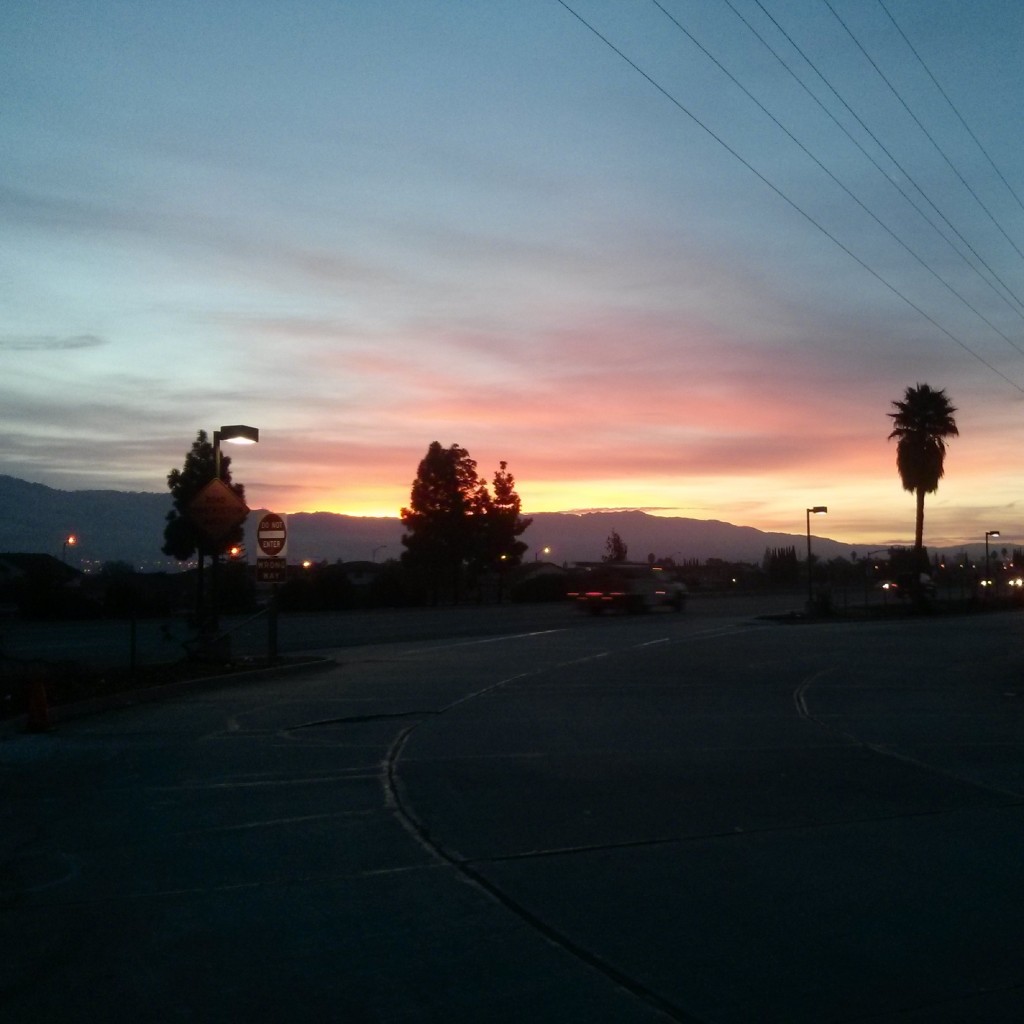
4, 607, 1024, 1021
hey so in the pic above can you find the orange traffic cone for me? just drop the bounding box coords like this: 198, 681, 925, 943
26, 676, 51, 733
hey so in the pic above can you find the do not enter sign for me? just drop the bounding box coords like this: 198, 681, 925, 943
256, 513, 288, 558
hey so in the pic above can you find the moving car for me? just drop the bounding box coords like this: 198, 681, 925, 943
567, 563, 687, 614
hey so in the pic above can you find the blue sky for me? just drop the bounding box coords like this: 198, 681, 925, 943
4, 0, 1024, 550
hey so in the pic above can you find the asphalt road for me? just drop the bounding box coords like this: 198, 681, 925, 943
3, 603, 1024, 1021
0, 591, 803, 668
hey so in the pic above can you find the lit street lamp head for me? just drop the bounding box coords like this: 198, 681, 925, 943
205, 422, 261, 643
217, 424, 259, 445
213, 424, 260, 481
984, 530, 1002, 595
805, 506, 828, 610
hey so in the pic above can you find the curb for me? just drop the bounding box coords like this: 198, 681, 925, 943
0, 657, 337, 738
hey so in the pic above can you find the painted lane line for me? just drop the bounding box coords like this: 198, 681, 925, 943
173, 810, 374, 836
152, 773, 379, 791
420, 629, 566, 652
793, 669, 835, 721
794, 668, 1024, 801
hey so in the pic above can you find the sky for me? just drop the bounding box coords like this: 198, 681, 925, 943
4, 0, 1024, 552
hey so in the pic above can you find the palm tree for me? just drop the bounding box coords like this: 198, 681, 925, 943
888, 383, 959, 564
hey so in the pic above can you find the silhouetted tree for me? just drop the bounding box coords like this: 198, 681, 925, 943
603, 530, 628, 562
162, 430, 247, 621
100, 560, 135, 578
763, 545, 799, 586
401, 442, 488, 602
163, 430, 246, 561
401, 445, 532, 603
478, 461, 532, 570
478, 460, 532, 603
888, 384, 958, 568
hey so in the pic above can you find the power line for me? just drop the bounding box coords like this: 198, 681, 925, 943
550, 0, 1024, 394
648, 0, 1024, 358
746, 0, 1024, 318
877, 0, 1024, 217
823, 0, 1024, 264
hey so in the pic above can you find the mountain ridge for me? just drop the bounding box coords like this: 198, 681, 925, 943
0, 474, 882, 568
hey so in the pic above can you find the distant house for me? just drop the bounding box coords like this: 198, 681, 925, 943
341, 560, 385, 587
508, 560, 568, 603
0, 553, 80, 590
0, 553, 89, 617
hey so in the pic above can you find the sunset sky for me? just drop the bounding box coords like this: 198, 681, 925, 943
4, 0, 1024, 551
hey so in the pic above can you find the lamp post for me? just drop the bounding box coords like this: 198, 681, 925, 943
209, 424, 259, 634
864, 548, 886, 607
806, 506, 828, 608
214, 424, 259, 478
985, 529, 1000, 594
498, 552, 508, 603
62, 534, 77, 564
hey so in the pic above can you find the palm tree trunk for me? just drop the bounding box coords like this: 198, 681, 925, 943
915, 486, 926, 569
917, 485, 933, 593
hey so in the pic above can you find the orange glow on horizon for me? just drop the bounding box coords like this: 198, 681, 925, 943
242, 463, 1021, 552
236, 404, 1024, 551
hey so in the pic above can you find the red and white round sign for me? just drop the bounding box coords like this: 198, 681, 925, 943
256, 513, 287, 557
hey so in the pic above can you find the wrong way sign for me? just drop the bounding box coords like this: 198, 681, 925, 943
256, 512, 288, 558
256, 557, 286, 584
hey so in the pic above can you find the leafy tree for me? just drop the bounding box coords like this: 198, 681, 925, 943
888, 384, 958, 566
400, 442, 488, 601
162, 429, 247, 562
400, 444, 531, 602
763, 545, 799, 587
603, 530, 628, 563
163, 430, 247, 624
474, 460, 532, 603
479, 461, 532, 569
100, 560, 135, 578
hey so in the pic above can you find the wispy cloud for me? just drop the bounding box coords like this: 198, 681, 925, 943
0, 334, 106, 352
3, 1, 1022, 548
559, 506, 687, 515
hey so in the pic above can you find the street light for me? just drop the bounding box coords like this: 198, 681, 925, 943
209, 424, 259, 635
214, 424, 259, 479
62, 534, 77, 563
806, 506, 828, 608
985, 530, 1000, 591
864, 548, 887, 606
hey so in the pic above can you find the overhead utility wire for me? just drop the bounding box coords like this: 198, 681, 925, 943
749, 0, 1024, 318
878, 0, 1024, 218
722, 0, 1024, 325
823, 0, 1024, 264
648, 0, 1024, 359
550, 0, 1024, 394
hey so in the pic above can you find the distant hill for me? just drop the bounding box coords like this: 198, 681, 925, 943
524, 509, 863, 565
0, 476, 174, 568
0, 474, 877, 570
